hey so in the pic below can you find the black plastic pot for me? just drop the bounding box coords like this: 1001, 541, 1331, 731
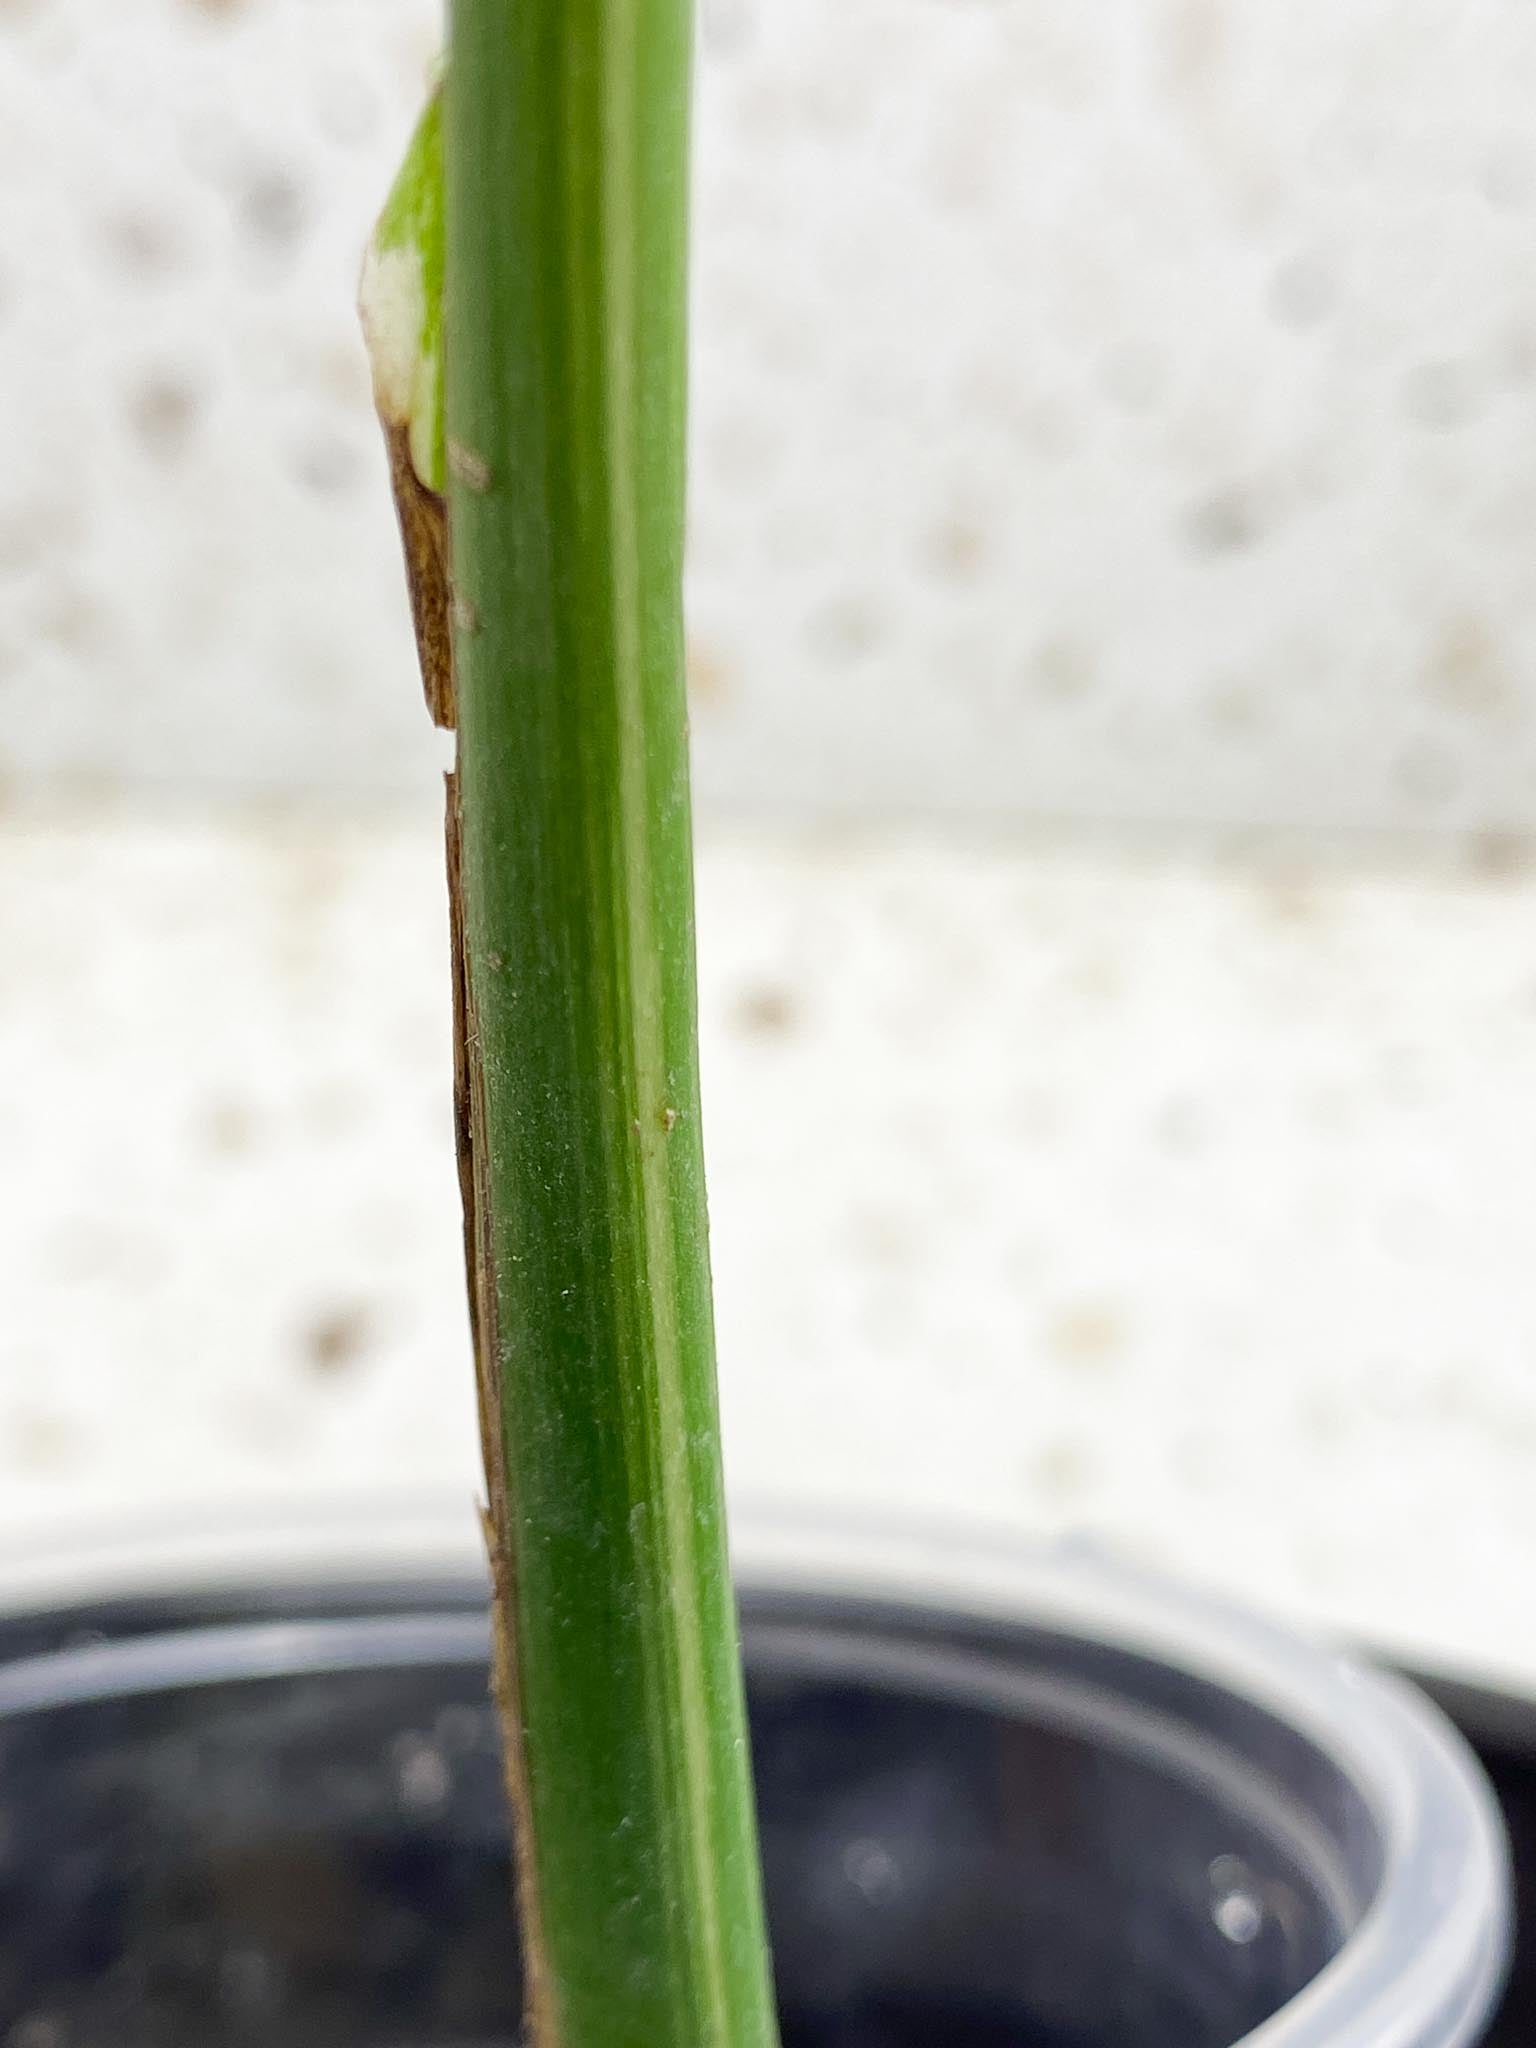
1405, 1671, 1536, 2048
0, 1521, 1512, 2047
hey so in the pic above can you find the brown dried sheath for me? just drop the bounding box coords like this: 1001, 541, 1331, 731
383, 421, 557, 2045
383, 418, 456, 732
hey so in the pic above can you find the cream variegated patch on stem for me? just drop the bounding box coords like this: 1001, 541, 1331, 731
360, 86, 445, 496
361, 89, 454, 734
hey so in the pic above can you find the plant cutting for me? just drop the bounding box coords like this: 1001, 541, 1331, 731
359, 4, 779, 2043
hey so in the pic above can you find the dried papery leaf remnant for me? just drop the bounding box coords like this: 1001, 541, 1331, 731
446, 773, 555, 2046
383, 420, 454, 729
366, 83, 549, 2027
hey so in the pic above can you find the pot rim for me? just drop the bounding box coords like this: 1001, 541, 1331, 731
0, 1493, 1510, 2048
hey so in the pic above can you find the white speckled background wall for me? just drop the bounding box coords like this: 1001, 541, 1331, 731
7, 0, 1536, 834
6, 0, 1536, 1685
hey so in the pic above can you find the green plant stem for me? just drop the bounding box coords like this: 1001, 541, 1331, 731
442, 6, 780, 2046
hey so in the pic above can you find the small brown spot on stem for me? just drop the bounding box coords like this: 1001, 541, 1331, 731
448, 439, 491, 491
661, 1107, 679, 1133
